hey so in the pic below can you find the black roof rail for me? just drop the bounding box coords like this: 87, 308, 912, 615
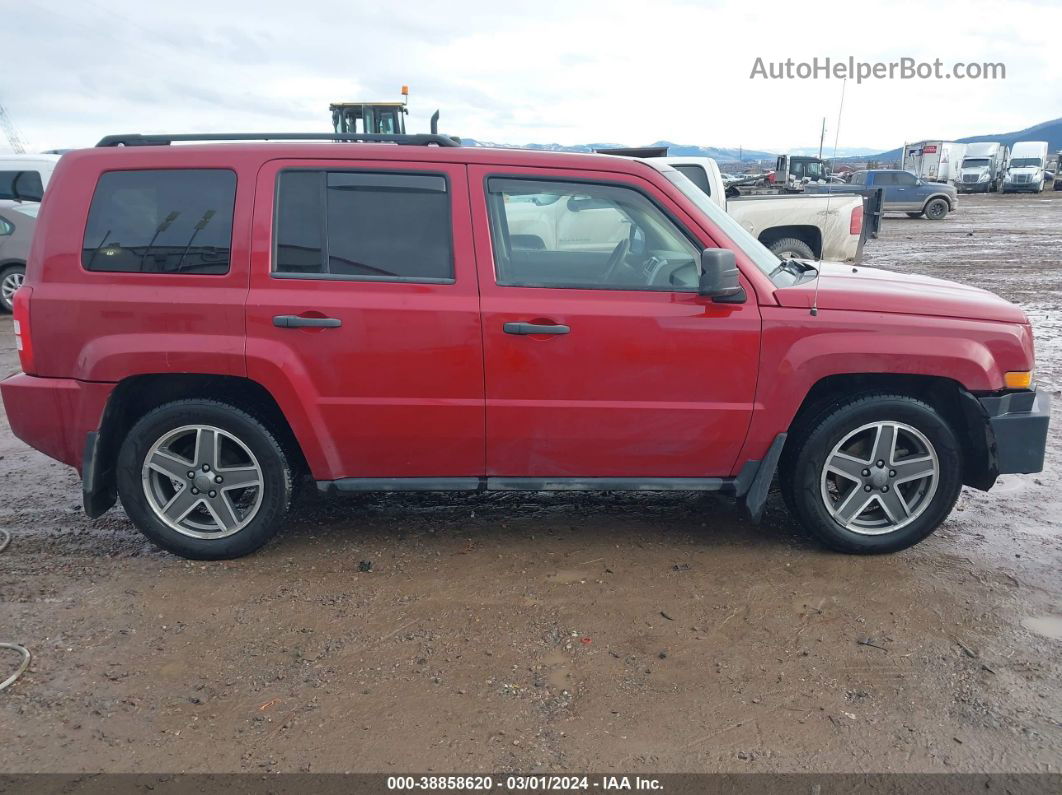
95, 132, 461, 148
595, 146, 669, 158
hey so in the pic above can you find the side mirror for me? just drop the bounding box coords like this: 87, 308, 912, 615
698, 248, 745, 303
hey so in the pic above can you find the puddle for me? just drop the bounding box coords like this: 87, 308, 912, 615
1021, 615, 1062, 641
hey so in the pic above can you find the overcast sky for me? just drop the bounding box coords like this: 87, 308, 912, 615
3, 0, 1060, 154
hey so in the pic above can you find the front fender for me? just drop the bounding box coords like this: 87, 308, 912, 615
734, 307, 1029, 469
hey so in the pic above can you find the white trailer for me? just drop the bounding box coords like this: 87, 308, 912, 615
902, 141, 967, 185
1002, 140, 1049, 193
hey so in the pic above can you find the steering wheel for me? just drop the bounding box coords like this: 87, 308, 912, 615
600, 239, 630, 284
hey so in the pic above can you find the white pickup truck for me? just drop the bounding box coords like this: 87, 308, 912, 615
660, 156, 865, 261
502, 155, 867, 264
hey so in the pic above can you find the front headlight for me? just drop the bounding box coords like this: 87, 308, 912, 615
978, 173, 989, 182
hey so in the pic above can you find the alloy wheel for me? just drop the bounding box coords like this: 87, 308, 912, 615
141, 424, 264, 539
820, 421, 939, 535
1, 270, 23, 309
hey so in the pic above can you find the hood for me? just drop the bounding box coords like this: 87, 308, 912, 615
774, 263, 1027, 324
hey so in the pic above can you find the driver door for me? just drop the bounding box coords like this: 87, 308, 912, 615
468, 165, 761, 478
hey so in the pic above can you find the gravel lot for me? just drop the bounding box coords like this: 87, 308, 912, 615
0, 192, 1059, 774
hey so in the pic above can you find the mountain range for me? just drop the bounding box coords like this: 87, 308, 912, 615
861, 117, 1062, 162
461, 117, 1062, 163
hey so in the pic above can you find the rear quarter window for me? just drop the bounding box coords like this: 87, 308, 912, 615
82, 169, 236, 274
0, 170, 44, 202
671, 165, 712, 196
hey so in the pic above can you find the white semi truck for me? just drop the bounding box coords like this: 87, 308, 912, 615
902, 141, 967, 185
957, 142, 1010, 193
1002, 141, 1050, 193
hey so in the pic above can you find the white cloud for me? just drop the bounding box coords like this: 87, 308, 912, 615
3, 0, 1060, 153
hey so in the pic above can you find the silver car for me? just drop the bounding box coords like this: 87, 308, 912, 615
0, 200, 38, 312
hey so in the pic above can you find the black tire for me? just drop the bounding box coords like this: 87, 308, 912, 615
116, 400, 292, 559
766, 237, 815, 260
0, 264, 25, 313
905, 212, 924, 218
924, 199, 949, 220
780, 394, 962, 554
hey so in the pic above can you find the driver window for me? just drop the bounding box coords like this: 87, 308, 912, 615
486, 178, 701, 291
896, 172, 917, 186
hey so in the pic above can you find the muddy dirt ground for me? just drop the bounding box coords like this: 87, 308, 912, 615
0, 193, 1059, 774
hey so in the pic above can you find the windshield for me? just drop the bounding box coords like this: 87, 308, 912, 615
647, 162, 779, 276
962, 158, 990, 168
1010, 158, 1042, 168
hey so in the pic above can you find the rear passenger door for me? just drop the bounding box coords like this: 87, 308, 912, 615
245, 159, 485, 483
873, 172, 901, 207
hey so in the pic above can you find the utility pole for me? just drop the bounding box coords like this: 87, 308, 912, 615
0, 103, 27, 154
818, 116, 826, 160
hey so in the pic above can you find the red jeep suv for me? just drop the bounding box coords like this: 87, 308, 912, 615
0, 132, 1049, 559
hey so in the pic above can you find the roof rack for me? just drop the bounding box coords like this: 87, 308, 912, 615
95, 132, 461, 148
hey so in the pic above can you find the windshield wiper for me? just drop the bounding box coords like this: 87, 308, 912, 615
770, 258, 817, 279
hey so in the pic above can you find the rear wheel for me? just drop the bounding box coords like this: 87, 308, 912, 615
766, 237, 815, 260
0, 264, 25, 313
116, 400, 292, 559
780, 394, 962, 553
924, 199, 949, 220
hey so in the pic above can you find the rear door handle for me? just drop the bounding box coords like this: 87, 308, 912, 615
503, 322, 570, 335
273, 314, 342, 328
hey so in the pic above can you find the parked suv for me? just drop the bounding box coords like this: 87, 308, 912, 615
0, 133, 1049, 559
850, 169, 957, 220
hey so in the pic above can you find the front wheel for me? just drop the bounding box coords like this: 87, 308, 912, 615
780, 394, 963, 554
116, 400, 292, 559
924, 199, 949, 220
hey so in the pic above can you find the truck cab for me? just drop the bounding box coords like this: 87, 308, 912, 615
1003, 141, 1049, 193
958, 142, 1009, 192
775, 155, 829, 190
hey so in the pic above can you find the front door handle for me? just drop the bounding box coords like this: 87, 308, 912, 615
273, 314, 342, 328
503, 322, 570, 335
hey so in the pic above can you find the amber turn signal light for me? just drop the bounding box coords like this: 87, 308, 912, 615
1004, 371, 1033, 389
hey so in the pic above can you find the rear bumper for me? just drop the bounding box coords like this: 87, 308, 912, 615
0, 373, 114, 472
979, 388, 1050, 475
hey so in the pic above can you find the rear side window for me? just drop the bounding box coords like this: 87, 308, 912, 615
274, 170, 453, 282
0, 170, 44, 202
672, 165, 712, 196
82, 169, 236, 274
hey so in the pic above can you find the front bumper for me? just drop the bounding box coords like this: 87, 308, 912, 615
1002, 182, 1040, 193
979, 388, 1051, 475
958, 182, 993, 193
